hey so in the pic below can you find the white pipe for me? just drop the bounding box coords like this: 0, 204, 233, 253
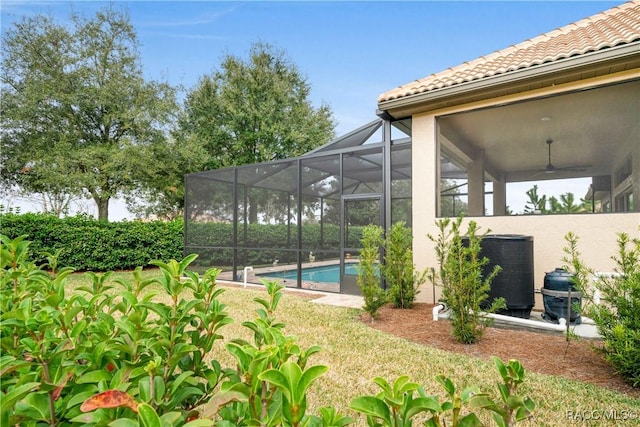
432, 303, 446, 321
580, 316, 596, 325
243, 266, 253, 288
484, 311, 568, 332
435, 307, 591, 333
592, 271, 621, 305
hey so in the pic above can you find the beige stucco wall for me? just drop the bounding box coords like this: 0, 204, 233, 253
413, 212, 640, 310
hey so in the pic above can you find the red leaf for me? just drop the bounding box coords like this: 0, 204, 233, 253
52, 372, 73, 401
52, 386, 64, 401
80, 390, 139, 413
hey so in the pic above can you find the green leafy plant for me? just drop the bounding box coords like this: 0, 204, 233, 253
357, 225, 387, 320
382, 222, 426, 309
350, 357, 534, 426
0, 234, 232, 425
357, 222, 427, 317
427, 216, 505, 344
208, 279, 329, 426
350, 375, 441, 426
1, 236, 339, 426
260, 361, 328, 426
486, 357, 536, 426
309, 406, 355, 426
562, 231, 640, 387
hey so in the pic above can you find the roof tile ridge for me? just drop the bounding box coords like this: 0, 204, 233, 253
473, 1, 638, 61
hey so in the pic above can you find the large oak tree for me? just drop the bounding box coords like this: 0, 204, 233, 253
178, 43, 336, 222
178, 42, 335, 169
1, 7, 177, 221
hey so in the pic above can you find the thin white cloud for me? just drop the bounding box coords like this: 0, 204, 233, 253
0, 0, 65, 17
139, 6, 237, 28
145, 31, 229, 41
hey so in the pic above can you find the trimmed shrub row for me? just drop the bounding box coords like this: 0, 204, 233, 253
186, 221, 344, 249
0, 213, 183, 271
1, 213, 367, 271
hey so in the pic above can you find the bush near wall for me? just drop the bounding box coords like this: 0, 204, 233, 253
0, 213, 183, 271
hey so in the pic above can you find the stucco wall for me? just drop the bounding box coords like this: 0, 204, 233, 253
413, 213, 640, 310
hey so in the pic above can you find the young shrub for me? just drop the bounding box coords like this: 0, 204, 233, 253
382, 221, 426, 309
349, 356, 534, 426
357, 225, 387, 321
210, 279, 331, 426
1, 236, 337, 426
563, 231, 640, 387
428, 216, 504, 344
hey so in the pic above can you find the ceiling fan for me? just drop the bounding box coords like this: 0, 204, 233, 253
538, 138, 589, 174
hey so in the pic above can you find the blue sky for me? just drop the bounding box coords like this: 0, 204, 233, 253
1, 1, 622, 217
2, 1, 620, 134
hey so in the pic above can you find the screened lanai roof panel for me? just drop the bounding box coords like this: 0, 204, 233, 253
187, 117, 412, 197
301, 155, 340, 198
308, 119, 383, 154
189, 168, 236, 184
236, 160, 296, 187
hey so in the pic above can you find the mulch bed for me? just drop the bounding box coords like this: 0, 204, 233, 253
363, 303, 639, 398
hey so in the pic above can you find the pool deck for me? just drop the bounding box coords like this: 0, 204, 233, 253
219, 260, 359, 293
311, 293, 365, 309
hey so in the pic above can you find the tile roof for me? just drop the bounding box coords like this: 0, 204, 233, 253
378, 0, 640, 103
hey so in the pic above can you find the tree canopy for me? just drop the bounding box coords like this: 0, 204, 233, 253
1, 7, 178, 221
178, 42, 336, 170
524, 184, 591, 214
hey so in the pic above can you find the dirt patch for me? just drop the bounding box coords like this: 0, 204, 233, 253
364, 303, 639, 398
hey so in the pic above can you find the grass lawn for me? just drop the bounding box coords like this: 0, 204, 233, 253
67, 270, 640, 426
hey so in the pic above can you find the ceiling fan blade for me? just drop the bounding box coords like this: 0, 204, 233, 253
525, 166, 591, 180
556, 164, 591, 172
537, 138, 590, 174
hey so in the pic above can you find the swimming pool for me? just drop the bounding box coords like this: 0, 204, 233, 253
259, 263, 361, 283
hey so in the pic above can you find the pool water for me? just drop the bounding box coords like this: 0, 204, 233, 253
259, 263, 362, 283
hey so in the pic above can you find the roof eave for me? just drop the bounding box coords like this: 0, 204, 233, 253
378, 42, 640, 118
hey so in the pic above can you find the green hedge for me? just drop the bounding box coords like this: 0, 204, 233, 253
186, 222, 363, 267
0, 213, 183, 271
185, 222, 344, 249
1, 213, 366, 271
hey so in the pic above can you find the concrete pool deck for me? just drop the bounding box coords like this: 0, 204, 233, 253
311, 293, 364, 309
